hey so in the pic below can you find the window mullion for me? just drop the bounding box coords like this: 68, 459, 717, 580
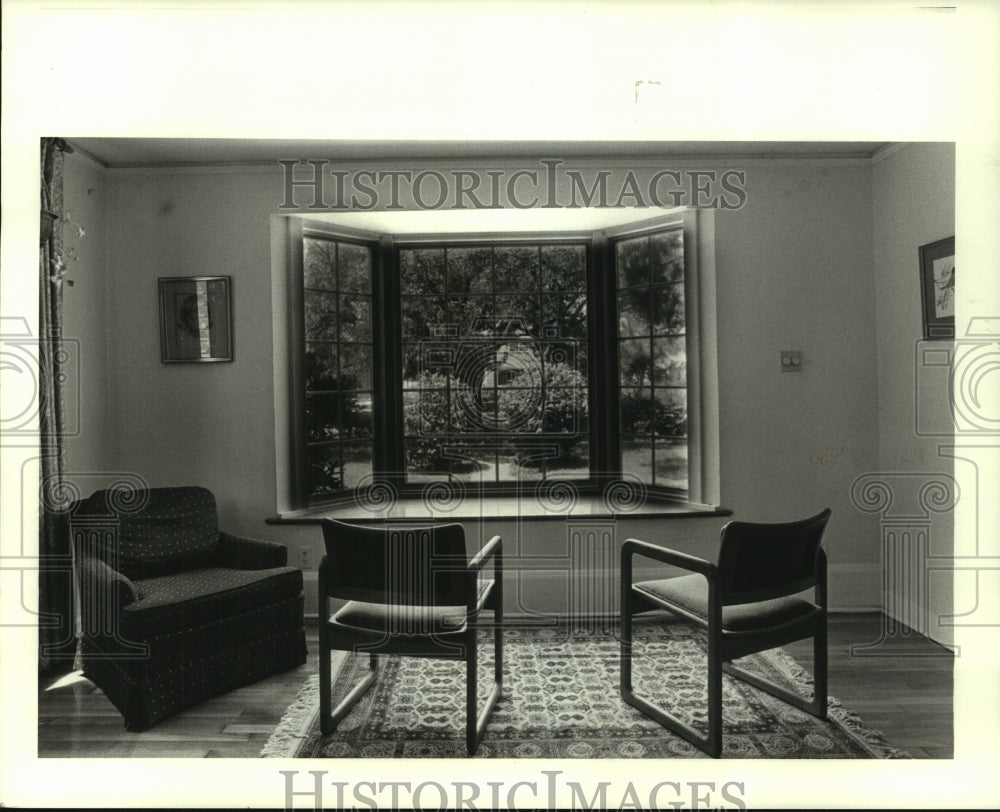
589, 230, 618, 484
377, 236, 403, 489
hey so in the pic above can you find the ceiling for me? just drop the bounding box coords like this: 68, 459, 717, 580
68, 138, 894, 169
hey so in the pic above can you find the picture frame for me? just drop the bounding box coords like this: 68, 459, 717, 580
158, 276, 234, 362
918, 236, 955, 340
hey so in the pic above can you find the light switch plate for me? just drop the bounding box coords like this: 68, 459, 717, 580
780, 350, 802, 372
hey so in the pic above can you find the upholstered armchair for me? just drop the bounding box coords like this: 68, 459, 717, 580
69, 486, 307, 730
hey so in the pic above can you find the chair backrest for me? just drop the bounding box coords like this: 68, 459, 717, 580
716, 508, 831, 605
72, 486, 220, 579
320, 519, 470, 606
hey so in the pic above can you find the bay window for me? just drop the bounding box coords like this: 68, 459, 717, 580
285, 209, 713, 511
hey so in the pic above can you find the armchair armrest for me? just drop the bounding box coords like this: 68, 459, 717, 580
469, 534, 502, 573
76, 555, 142, 608
621, 538, 716, 577
467, 535, 502, 616
213, 531, 288, 569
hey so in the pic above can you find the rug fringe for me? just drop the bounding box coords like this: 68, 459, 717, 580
765, 647, 912, 759
260, 653, 346, 759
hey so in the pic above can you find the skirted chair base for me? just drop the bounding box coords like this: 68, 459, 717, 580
81, 594, 307, 731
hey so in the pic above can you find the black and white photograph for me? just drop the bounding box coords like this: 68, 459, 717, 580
2, 2, 998, 811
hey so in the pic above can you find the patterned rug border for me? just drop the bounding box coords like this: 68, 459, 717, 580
261, 627, 910, 760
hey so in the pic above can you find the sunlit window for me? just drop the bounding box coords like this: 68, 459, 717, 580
302, 236, 374, 499
399, 243, 589, 483
292, 215, 699, 508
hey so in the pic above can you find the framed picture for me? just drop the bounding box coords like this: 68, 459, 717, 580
918, 236, 955, 340
158, 276, 234, 362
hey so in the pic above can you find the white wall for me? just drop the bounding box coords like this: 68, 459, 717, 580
62, 152, 888, 613
101, 168, 280, 532
61, 151, 112, 492
872, 142, 956, 647
715, 161, 880, 604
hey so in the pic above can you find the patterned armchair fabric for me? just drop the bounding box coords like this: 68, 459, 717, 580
70, 486, 307, 730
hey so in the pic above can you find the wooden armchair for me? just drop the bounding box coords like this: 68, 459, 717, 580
318, 519, 503, 755
620, 509, 831, 757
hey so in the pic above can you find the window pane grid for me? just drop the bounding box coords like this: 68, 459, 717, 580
400, 241, 588, 485
298, 225, 696, 504
614, 227, 687, 492
303, 237, 374, 498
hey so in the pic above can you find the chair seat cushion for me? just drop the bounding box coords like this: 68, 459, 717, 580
634, 574, 819, 631
124, 566, 303, 638
332, 579, 493, 635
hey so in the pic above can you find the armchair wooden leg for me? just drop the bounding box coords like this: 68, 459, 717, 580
465, 606, 503, 756
722, 627, 828, 720
620, 591, 633, 696
619, 612, 724, 758
707, 630, 723, 757
466, 632, 477, 755
319, 626, 331, 729
494, 589, 504, 686
320, 650, 378, 736
814, 621, 828, 719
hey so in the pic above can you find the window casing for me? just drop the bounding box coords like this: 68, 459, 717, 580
287, 211, 708, 509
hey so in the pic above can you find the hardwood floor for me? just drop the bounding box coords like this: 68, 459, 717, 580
783, 613, 954, 758
37, 642, 322, 759
37, 612, 953, 758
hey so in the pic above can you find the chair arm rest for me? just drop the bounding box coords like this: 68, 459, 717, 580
467, 535, 502, 616
622, 538, 716, 577
76, 555, 141, 607
214, 531, 288, 569
468, 535, 502, 573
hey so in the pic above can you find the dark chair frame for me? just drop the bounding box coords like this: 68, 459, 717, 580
318, 519, 503, 756
620, 509, 831, 758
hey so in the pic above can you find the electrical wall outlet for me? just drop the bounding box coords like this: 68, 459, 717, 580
780, 350, 802, 372
298, 546, 311, 570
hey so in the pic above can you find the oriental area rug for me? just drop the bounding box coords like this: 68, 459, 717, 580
261, 622, 909, 759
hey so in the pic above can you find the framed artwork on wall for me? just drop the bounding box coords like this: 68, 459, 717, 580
918, 236, 955, 340
158, 276, 234, 362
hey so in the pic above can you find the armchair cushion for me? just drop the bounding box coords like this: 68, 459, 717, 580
332, 579, 494, 635
635, 574, 820, 632
122, 566, 303, 639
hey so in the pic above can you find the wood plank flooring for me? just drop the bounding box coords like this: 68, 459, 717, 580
783, 613, 954, 758
37, 612, 953, 758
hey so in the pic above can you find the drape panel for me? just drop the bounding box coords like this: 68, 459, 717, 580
38, 137, 76, 672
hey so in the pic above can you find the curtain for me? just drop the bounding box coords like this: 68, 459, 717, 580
38, 137, 77, 672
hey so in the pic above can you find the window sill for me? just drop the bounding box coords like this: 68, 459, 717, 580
267, 495, 731, 525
